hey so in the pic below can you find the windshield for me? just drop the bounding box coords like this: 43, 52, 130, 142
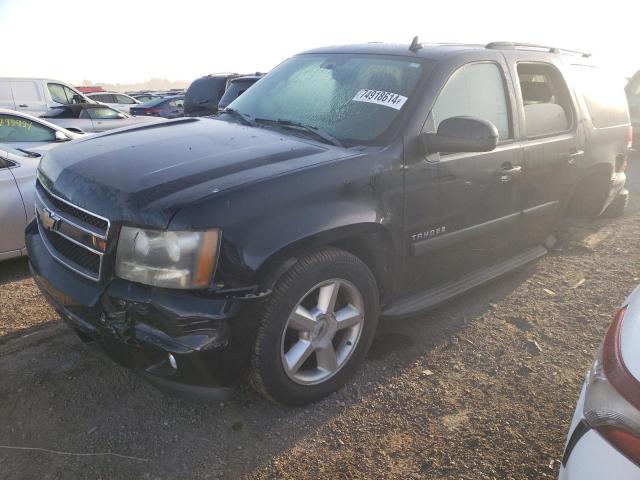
227, 54, 427, 144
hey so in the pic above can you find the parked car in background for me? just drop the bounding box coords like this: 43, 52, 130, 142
27, 40, 631, 405
0, 109, 86, 149
0, 145, 39, 261
217, 75, 263, 110
0, 78, 92, 116
40, 104, 163, 133
130, 95, 184, 118
560, 286, 640, 479
184, 73, 238, 116
86, 92, 142, 113
627, 71, 640, 151
131, 93, 162, 103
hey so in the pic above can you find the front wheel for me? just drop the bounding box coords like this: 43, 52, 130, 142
250, 248, 379, 405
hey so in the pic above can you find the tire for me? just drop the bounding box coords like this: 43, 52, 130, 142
250, 247, 379, 405
567, 174, 610, 219
602, 190, 628, 218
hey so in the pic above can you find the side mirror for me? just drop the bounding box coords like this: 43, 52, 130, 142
54, 131, 71, 142
422, 116, 498, 154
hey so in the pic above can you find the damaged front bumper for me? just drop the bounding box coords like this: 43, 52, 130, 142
26, 220, 257, 401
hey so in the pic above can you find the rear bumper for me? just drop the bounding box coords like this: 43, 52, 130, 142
26, 220, 255, 400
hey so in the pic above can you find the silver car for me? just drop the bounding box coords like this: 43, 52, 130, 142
40, 104, 164, 133
0, 108, 86, 150
0, 145, 39, 261
86, 92, 142, 113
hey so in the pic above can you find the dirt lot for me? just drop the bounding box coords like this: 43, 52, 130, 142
1, 162, 639, 480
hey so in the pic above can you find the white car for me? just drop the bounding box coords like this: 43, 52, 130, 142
0, 145, 39, 261
560, 286, 640, 479
0, 77, 93, 116
0, 108, 86, 150
86, 92, 141, 113
40, 104, 164, 133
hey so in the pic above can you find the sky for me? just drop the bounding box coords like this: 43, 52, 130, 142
1, 0, 638, 86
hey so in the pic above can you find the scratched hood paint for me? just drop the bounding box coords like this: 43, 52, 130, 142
39, 117, 347, 228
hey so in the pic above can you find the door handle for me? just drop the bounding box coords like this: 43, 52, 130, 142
565, 150, 584, 165
498, 163, 522, 175
496, 164, 522, 183
18, 104, 28, 108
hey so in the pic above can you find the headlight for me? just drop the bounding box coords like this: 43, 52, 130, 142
115, 226, 220, 289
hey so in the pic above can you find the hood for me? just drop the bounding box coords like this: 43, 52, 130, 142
39, 117, 350, 228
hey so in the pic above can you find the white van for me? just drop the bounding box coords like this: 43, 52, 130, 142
0, 78, 91, 116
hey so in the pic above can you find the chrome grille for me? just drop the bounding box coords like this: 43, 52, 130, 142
35, 181, 110, 282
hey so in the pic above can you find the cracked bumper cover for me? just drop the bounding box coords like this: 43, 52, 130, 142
26, 221, 254, 401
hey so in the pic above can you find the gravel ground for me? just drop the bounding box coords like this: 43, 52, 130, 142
0, 161, 638, 480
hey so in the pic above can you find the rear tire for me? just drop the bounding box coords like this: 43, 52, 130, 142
602, 190, 628, 218
567, 174, 610, 219
250, 247, 379, 405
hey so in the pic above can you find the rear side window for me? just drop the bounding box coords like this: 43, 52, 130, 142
0, 114, 55, 142
570, 65, 629, 128
115, 94, 135, 104
432, 63, 511, 141
186, 77, 227, 103
93, 94, 115, 103
517, 63, 573, 137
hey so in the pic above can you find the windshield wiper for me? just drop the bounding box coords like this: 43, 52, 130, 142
222, 108, 256, 126
16, 148, 41, 158
254, 118, 343, 147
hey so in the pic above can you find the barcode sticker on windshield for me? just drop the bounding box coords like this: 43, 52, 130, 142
352, 89, 408, 110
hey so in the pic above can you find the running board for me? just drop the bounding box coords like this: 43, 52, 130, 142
382, 245, 547, 319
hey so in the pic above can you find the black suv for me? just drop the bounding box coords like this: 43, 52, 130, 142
27, 40, 631, 405
183, 73, 238, 117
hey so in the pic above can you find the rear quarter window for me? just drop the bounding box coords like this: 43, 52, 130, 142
570, 64, 629, 128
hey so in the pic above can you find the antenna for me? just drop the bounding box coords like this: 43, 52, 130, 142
409, 36, 422, 52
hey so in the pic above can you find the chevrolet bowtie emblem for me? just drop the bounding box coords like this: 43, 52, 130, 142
41, 207, 62, 232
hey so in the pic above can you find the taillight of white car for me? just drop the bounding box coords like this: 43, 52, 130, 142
583, 306, 640, 465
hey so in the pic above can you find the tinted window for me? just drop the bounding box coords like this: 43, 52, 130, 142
185, 77, 228, 103
517, 63, 573, 137
43, 107, 81, 119
433, 63, 511, 140
115, 94, 135, 104
93, 94, 115, 103
570, 65, 629, 128
229, 55, 427, 144
0, 114, 55, 142
87, 107, 123, 119
12, 81, 41, 102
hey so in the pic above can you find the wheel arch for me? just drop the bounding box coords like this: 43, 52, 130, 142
253, 223, 398, 306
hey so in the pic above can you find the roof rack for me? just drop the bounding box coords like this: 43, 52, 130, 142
485, 41, 591, 58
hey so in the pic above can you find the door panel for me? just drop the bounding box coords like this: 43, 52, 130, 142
512, 61, 583, 243
11, 81, 47, 115
0, 166, 27, 254
403, 60, 525, 293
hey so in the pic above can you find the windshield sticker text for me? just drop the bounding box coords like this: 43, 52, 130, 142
0, 118, 32, 130
352, 89, 408, 110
